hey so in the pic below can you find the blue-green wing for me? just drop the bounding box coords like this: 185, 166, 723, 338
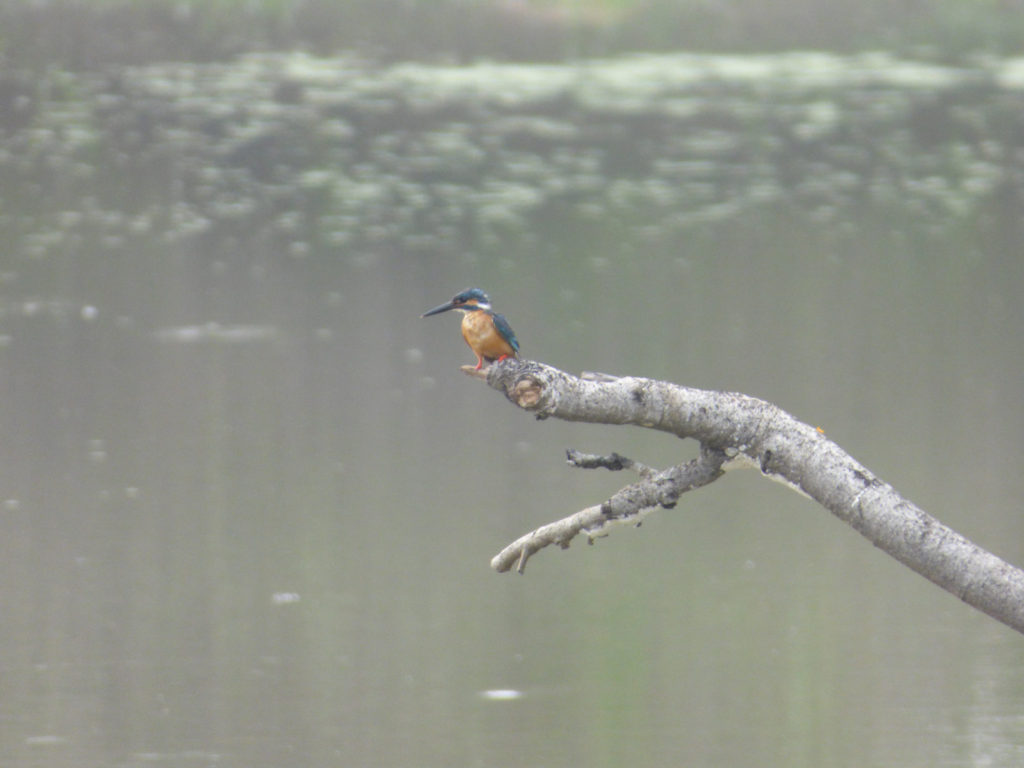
491, 311, 520, 354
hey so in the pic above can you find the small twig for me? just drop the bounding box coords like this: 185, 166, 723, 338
491, 504, 613, 574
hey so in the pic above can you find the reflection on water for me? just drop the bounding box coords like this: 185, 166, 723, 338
153, 323, 283, 344
1, 51, 1023, 768
2, 51, 1022, 272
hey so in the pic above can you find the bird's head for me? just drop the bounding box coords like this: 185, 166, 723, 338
421, 287, 491, 317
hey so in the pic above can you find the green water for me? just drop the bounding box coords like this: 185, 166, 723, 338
1, 51, 1022, 768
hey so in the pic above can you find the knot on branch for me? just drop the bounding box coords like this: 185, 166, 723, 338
566, 449, 637, 473
513, 378, 543, 409
483, 359, 556, 417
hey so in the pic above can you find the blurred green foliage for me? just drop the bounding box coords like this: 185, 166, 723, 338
0, 0, 1022, 72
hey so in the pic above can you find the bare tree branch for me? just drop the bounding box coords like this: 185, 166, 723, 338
472, 359, 1024, 636
491, 446, 726, 573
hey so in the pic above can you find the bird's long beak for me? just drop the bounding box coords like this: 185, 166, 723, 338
421, 300, 456, 318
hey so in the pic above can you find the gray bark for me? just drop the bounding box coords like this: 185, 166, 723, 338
474, 359, 1024, 636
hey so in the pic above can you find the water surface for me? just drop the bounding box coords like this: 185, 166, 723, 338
1, 51, 1023, 768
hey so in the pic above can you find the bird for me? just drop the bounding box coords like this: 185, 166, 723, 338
422, 288, 520, 370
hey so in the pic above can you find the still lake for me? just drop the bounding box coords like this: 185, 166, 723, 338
1, 51, 1023, 767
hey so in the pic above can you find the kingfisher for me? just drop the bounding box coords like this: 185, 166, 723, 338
422, 288, 520, 370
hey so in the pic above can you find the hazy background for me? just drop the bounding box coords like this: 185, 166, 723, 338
1, 2, 1023, 767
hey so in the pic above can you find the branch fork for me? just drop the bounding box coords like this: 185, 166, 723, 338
490, 446, 726, 573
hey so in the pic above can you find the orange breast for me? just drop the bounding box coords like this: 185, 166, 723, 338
461, 311, 516, 361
